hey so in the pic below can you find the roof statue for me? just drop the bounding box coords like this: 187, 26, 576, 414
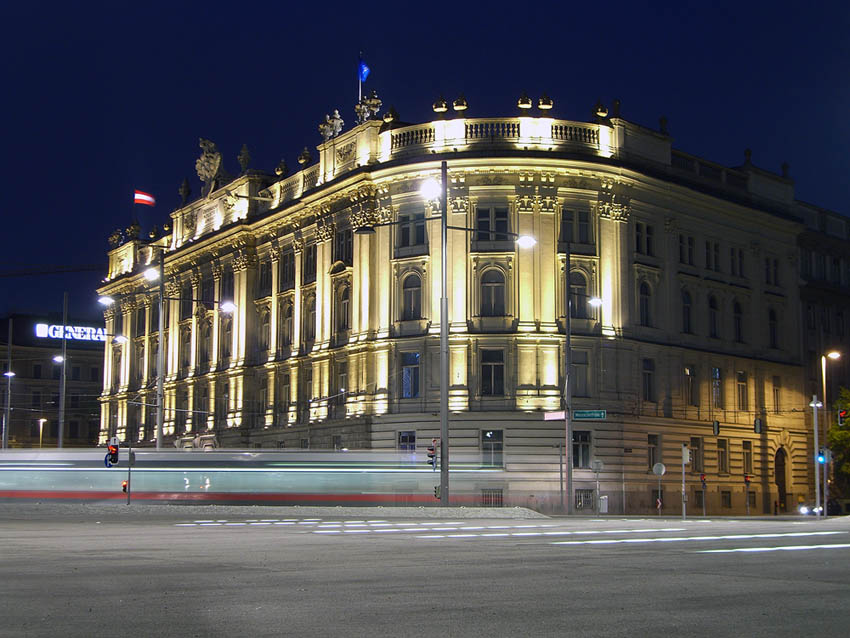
195, 138, 229, 197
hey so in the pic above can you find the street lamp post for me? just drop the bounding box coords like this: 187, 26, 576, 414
2, 318, 12, 449
57, 292, 68, 448
821, 351, 840, 517
810, 395, 822, 517
564, 243, 572, 515
438, 160, 449, 506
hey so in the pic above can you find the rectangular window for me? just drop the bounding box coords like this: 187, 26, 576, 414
401, 352, 420, 399
736, 371, 748, 411
711, 367, 723, 409
743, 440, 753, 474
684, 366, 698, 406
334, 229, 353, 266
180, 284, 193, 319
571, 349, 589, 397
577, 210, 590, 243
560, 209, 574, 244
279, 250, 295, 291
717, 439, 729, 473
635, 222, 654, 256
648, 434, 659, 470
32, 364, 42, 379
476, 206, 509, 242
642, 358, 655, 402
690, 437, 703, 472
573, 431, 591, 469
398, 430, 416, 451
91, 366, 100, 382
678, 234, 695, 265
772, 376, 781, 414
482, 429, 503, 466
303, 244, 317, 284
480, 349, 505, 396
721, 490, 732, 508
71, 366, 80, 381
399, 213, 426, 247
693, 489, 704, 509
300, 438, 309, 449
256, 260, 272, 298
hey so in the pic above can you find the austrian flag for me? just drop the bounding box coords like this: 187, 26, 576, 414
133, 190, 156, 207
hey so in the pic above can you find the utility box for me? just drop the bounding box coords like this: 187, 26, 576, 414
599, 495, 609, 514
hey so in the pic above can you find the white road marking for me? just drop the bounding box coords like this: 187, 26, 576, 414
699, 543, 850, 554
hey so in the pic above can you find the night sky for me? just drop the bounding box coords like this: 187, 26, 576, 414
2, 1, 847, 320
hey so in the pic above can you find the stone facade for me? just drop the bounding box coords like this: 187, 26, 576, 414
98, 103, 850, 513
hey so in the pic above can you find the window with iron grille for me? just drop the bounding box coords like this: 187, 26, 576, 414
481, 488, 504, 507
575, 489, 594, 510
398, 430, 416, 451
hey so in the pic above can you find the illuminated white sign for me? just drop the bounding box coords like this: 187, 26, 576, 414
34, 323, 107, 342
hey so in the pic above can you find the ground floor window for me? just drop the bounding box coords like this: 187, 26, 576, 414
721, 490, 732, 508
573, 431, 591, 468
482, 429, 503, 466
575, 489, 594, 511
398, 430, 416, 451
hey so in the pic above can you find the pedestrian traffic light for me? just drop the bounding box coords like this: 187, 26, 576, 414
744, 474, 751, 486
817, 449, 826, 464
433, 486, 440, 499
426, 441, 437, 469
700, 473, 706, 489
106, 443, 119, 467
839, 409, 847, 427
121, 480, 128, 493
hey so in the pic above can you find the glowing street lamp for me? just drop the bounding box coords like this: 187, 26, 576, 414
38, 418, 46, 448
821, 350, 841, 517
2, 370, 14, 449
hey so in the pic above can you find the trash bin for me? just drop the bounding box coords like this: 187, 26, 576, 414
599, 495, 608, 514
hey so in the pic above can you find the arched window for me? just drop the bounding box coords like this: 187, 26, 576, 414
570, 272, 588, 319
401, 273, 422, 321
708, 296, 719, 338
682, 290, 692, 334
337, 286, 350, 332
480, 269, 506, 317
180, 327, 191, 368
280, 302, 293, 347
639, 282, 651, 327
768, 309, 778, 349
304, 296, 316, 342
199, 322, 211, 366
733, 301, 744, 343
259, 311, 270, 351
220, 317, 232, 360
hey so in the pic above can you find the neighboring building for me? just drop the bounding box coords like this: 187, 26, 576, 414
98, 95, 825, 513
0, 314, 103, 447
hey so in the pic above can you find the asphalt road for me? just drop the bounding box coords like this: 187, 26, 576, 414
1, 503, 848, 637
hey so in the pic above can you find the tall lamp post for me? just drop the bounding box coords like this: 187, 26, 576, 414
821, 350, 841, 516
2, 371, 13, 449
810, 396, 823, 517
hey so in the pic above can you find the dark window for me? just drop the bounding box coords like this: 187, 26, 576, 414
639, 282, 651, 327
480, 349, 505, 396
257, 260, 272, 298
337, 287, 350, 332
399, 213, 426, 247
32, 364, 41, 379
398, 430, 416, 451
303, 245, 317, 284
743, 440, 753, 474
570, 272, 588, 319
180, 283, 193, 320
733, 301, 744, 343
135, 308, 145, 337
220, 318, 232, 360
648, 434, 659, 470
90, 366, 99, 382
708, 296, 719, 338
476, 206, 509, 242
642, 358, 655, 402
203, 275, 217, 307
684, 366, 698, 406
717, 439, 729, 473
480, 270, 506, 316
768, 309, 778, 348
334, 229, 353, 266
401, 352, 420, 398
304, 296, 316, 342
279, 251, 295, 291
280, 302, 293, 347
482, 429, 503, 466
71, 366, 80, 381
401, 274, 422, 321
259, 312, 270, 351
682, 291, 692, 333
636, 222, 654, 256
573, 431, 591, 469
690, 437, 703, 472
571, 349, 589, 397
736, 371, 748, 411
712, 367, 723, 409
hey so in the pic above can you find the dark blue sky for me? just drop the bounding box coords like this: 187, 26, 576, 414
2, 1, 847, 319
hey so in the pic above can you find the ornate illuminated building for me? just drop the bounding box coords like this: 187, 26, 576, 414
98, 94, 850, 513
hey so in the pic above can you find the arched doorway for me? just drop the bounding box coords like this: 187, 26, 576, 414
775, 448, 787, 513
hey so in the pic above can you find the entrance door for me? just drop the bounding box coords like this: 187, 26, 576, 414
775, 448, 787, 512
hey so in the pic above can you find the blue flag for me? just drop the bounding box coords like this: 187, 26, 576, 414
359, 59, 370, 83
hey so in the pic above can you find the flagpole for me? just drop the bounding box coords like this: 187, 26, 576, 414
358, 52, 362, 102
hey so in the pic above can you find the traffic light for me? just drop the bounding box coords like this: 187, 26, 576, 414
712, 421, 720, 436
105, 443, 119, 467
433, 486, 440, 499
753, 418, 763, 434
426, 440, 437, 470
817, 449, 826, 464
700, 473, 706, 490
121, 480, 128, 493
744, 474, 751, 486
839, 409, 847, 427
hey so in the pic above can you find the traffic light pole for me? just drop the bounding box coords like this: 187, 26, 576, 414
681, 443, 687, 521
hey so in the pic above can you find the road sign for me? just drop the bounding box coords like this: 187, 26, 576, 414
591, 459, 604, 472
573, 410, 606, 420
652, 463, 666, 476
